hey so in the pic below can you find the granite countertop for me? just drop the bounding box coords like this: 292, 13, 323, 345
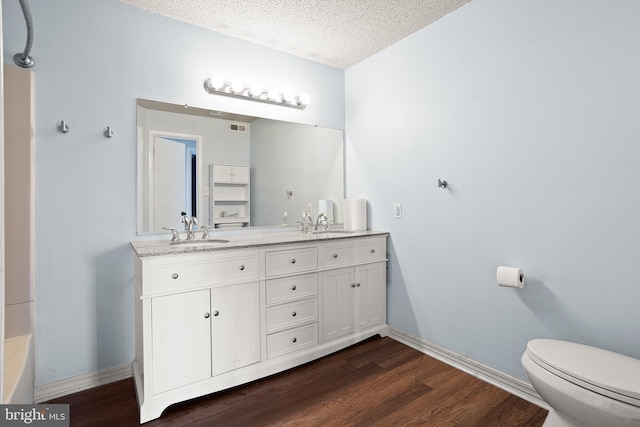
131, 230, 389, 258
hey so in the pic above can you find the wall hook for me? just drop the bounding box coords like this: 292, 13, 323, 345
438, 179, 448, 189
286, 190, 293, 197
58, 120, 70, 134
104, 126, 114, 138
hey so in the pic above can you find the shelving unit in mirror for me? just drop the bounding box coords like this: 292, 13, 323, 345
209, 164, 250, 228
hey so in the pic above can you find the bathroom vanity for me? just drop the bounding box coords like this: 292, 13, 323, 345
131, 230, 388, 423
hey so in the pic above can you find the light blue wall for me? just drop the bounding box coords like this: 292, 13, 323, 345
2, 0, 344, 386
346, 0, 640, 381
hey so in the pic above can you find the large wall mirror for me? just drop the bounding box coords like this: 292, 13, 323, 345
136, 99, 345, 235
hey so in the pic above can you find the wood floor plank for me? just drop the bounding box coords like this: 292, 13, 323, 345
45, 337, 548, 426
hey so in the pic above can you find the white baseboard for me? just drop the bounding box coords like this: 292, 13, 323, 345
34, 363, 133, 403
388, 327, 549, 410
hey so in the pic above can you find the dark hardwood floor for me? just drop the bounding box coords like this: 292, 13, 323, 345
46, 337, 548, 426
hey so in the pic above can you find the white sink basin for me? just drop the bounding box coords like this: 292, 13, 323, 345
311, 230, 355, 235
171, 239, 230, 246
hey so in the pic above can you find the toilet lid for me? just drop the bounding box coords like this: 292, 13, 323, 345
527, 339, 640, 406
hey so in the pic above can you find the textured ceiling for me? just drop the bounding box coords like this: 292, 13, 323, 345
119, 0, 473, 69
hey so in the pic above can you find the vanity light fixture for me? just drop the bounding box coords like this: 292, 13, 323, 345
204, 77, 310, 109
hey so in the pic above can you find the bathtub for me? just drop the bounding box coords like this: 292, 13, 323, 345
3, 334, 34, 404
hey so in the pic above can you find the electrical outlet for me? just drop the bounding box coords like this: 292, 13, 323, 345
394, 203, 402, 218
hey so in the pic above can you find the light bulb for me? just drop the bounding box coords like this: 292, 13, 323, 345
283, 91, 295, 103
210, 76, 225, 90
299, 93, 311, 106
267, 88, 281, 102
230, 80, 244, 94
249, 84, 263, 98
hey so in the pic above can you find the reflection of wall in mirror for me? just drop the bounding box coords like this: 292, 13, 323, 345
250, 119, 344, 226
138, 105, 250, 230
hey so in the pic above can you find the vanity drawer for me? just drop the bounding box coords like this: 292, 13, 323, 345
266, 273, 317, 305
318, 237, 385, 269
265, 247, 317, 277
151, 252, 260, 294
266, 298, 318, 333
267, 323, 318, 359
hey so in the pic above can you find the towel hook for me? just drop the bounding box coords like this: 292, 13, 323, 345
438, 179, 448, 189
58, 120, 70, 134
104, 126, 114, 138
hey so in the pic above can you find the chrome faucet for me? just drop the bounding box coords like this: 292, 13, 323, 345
300, 212, 313, 233
181, 212, 198, 240
200, 225, 213, 239
163, 226, 180, 243
314, 213, 329, 231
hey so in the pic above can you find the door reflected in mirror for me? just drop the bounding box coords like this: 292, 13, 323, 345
136, 99, 344, 235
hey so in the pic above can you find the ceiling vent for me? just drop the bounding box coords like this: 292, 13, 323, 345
229, 123, 247, 133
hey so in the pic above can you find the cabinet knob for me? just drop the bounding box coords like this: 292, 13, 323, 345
370, 249, 375, 254
292, 311, 297, 317
171, 273, 179, 280
291, 285, 297, 291
290, 259, 296, 264
292, 337, 297, 343
213, 310, 220, 317
356, 283, 361, 287
351, 283, 356, 288
204, 313, 210, 319
332, 253, 338, 259
239, 265, 245, 271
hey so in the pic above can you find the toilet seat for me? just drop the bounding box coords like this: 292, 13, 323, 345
526, 339, 640, 407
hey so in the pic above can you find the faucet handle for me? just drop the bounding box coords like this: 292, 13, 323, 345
163, 226, 180, 243
201, 225, 213, 239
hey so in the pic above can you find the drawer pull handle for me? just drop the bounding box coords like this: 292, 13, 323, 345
291, 285, 297, 291
239, 265, 245, 271
332, 253, 338, 259
171, 273, 179, 280
370, 249, 376, 254
292, 311, 297, 317
292, 337, 297, 343
204, 312, 210, 319
213, 311, 220, 317
356, 283, 361, 287
290, 259, 296, 264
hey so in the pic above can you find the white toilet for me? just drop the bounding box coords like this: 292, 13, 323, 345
522, 339, 640, 427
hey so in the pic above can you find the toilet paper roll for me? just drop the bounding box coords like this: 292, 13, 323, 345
497, 266, 525, 289
344, 199, 367, 231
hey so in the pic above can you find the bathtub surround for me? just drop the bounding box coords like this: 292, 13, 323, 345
1, 0, 639, 411
3, 64, 35, 404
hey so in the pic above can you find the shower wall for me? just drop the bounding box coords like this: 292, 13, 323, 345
3, 64, 35, 339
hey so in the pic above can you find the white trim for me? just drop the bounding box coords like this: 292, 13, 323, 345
388, 326, 550, 410
34, 363, 133, 403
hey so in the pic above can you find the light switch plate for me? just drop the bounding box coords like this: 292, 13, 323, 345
394, 203, 402, 218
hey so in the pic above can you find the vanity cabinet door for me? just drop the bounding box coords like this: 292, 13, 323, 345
321, 262, 386, 342
211, 282, 261, 376
151, 289, 212, 395
355, 262, 386, 331
321, 267, 356, 341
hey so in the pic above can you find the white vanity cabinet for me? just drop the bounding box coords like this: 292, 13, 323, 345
319, 238, 386, 342
149, 283, 260, 395
133, 232, 388, 424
